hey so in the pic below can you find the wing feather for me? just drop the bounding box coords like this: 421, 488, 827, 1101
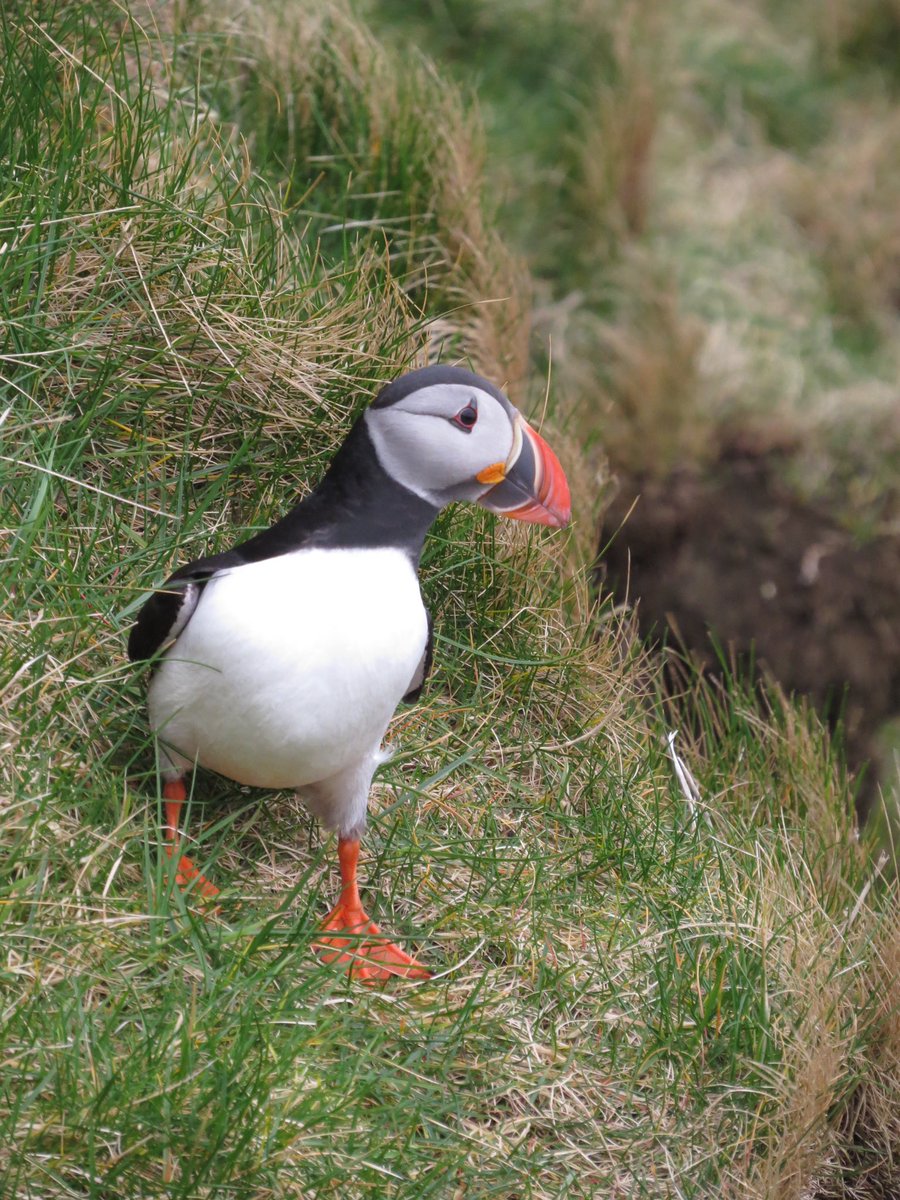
127, 550, 238, 661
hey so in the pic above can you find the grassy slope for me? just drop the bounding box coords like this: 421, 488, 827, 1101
1, 2, 897, 1197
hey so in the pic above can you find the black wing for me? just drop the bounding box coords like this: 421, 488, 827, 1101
127, 549, 240, 662
402, 609, 434, 703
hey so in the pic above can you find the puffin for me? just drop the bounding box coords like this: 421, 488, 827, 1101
128, 365, 571, 983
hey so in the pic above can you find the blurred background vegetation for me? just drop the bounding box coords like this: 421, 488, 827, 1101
372, 0, 900, 507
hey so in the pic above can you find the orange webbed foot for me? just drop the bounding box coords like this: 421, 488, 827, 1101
162, 778, 220, 909
164, 845, 221, 904
315, 836, 430, 985
316, 899, 431, 984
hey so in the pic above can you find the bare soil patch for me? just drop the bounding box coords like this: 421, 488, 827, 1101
599, 437, 900, 813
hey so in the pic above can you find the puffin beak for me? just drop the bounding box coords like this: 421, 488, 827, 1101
476, 415, 572, 528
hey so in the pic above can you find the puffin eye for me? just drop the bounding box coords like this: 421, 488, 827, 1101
451, 400, 478, 432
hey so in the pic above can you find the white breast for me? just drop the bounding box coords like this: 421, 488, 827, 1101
147, 547, 428, 789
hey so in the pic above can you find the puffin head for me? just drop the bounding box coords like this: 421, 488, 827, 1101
364, 365, 571, 528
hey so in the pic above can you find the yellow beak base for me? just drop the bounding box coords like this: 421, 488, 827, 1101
476, 461, 507, 486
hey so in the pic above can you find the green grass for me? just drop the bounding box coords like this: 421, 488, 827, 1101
2, 2, 898, 1196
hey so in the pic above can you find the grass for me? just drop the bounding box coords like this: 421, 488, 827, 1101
2, 1, 898, 1196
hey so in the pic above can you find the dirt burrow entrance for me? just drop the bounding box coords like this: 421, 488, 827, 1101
598, 440, 900, 816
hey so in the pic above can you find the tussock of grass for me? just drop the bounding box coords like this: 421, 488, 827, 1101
784, 105, 900, 328
784, 0, 900, 75
571, 2, 664, 249
584, 253, 713, 479
2, 1, 898, 1196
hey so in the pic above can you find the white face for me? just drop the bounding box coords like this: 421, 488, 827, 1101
364, 382, 516, 507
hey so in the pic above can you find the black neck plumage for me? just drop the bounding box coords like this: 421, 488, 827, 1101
233, 418, 441, 566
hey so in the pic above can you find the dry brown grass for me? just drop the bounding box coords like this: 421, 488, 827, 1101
782, 105, 900, 328
430, 88, 533, 396
190, 0, 533, 395
798, 0, 900, 67
742, 894, 900, 1200
653, 668, 900, 1198
719, 865, 849, 1198
590, 253, 715, 478
825, 907, 900, 1199
654, 673, 892, 1199
573, 0, 664, 250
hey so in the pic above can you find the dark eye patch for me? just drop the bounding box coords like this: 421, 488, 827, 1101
451, 399, 478, 431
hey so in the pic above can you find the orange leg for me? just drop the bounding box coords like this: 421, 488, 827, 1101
315, 837, 430, 985
162, 778, 220, 902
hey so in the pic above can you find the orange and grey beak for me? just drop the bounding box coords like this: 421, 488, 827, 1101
476, 415, 571, 528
